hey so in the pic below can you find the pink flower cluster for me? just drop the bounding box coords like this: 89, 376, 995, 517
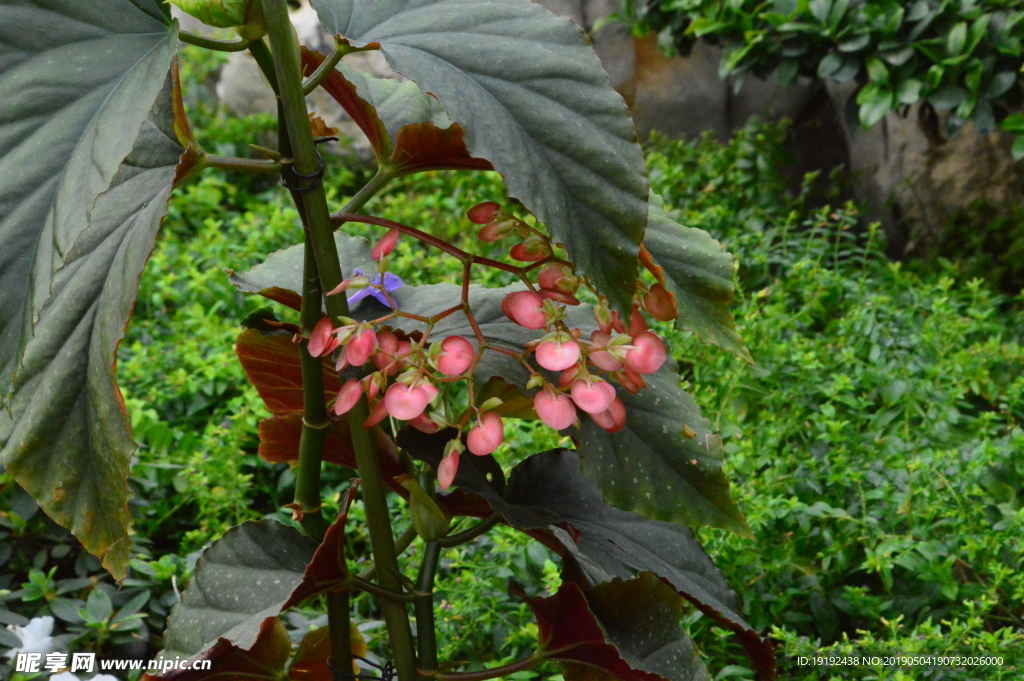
305, 202, 672, 492
503, 290, 666, 435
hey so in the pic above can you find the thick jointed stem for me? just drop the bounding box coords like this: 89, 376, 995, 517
294, 229, 330, 541
262, 7, 417, 678
414, 541, 442, 676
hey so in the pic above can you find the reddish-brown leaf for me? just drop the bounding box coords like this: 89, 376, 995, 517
150, 617, 291, 681
235, 329, 339, 415
390, 121, 493, 175
519, 582, 663, 681
302, 48, 492, 175
257, 413, 407, 498
284, 487, 357, 609
301, 48, 388, 157
288, 625, 367, 680
257, 414, 354, 466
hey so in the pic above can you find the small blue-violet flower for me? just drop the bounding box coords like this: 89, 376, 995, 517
347, 268, 402, 309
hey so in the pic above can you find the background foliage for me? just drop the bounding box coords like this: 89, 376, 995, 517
622, 0, 1024, 150
2, 45, 1023, 680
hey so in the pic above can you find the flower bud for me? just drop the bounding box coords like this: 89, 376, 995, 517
333, 378, 364, 416
467, 201, 501, 224
624, 331, 667, 375
308, 317, 338, 358
399, 476, 451, 541
502, 291, 547, 330
535, 335, 581, 371
372, 227, 400, 261
171, 0, 265, 36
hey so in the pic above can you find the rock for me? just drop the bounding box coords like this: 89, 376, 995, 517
826, 81, 1024, 254
211, 0, 401, 159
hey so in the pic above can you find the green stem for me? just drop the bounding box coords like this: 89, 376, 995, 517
201, 154, 284, 174
303, 37, 355, 95
437, 513, 499, 548
178, 30, 251, 52
248, 39, 280, 93
347, 398, 419, 680
262, 3, 417, 679
326, 590, 352, 675
433, 656, 542, 681
336, 167, 394, 218
274, 84, 329, 542
414, 541, 442, 676
294, 227, 330, 542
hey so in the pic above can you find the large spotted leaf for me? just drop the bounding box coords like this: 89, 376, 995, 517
0, 68, 182, 579
521, 576, 710, 681
161, 520, 317, 661
394, 440, 773, 679
0, 0, 178, 393
644, 194, 750, 362
310, 0, 648, 316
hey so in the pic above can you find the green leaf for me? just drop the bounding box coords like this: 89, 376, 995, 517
858, 86, 894, 128
229, 232, 374, 310
808, 0, 831, 24
309, 0, 649, 317
520, 578, 710, 681
160, 617, 293, 681
0, 0, 178, 393
928, 86, 968, 111
583, 574, 712, 681
113, 590, 151, 622
1012, 136, 1024, 161
817, 52, 843, 78
984, 71, 1017, 99
644, 194, 749, 361
1002, 113, 1024, 134
576, 358, 751, 533
947, 21, 967, 55
161, 520, 317, 661
896, 78, 922, 105
0, 67, 182, 579
85, 588, 113, 623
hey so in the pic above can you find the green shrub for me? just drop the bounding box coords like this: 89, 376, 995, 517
623, 0, 1024, 143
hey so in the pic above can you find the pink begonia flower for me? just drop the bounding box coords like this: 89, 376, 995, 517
534, 387, 577, 431
624, 331, 667, 375
535, 338, 581, 371
334, 378, 364, 416
308, 317, 338, 358
345, 327, 377, 367
467, 412, 504, 456
569, 379, 615, 414
437, 336, 474, 376
384, 383, 433, 420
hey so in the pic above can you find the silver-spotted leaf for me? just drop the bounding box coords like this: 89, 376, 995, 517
309, 0, 649, 316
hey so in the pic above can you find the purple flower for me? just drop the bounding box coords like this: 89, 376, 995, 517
347, 268, 403, 309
